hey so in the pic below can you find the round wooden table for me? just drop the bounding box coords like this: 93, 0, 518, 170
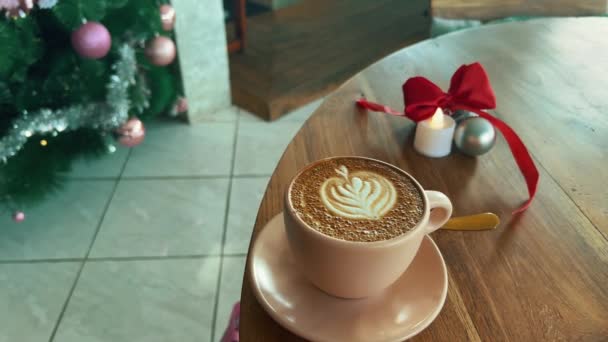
240, 18, 608, 341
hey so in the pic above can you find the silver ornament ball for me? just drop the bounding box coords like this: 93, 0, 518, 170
453, 117, 496, 156
452, 110, 478, 123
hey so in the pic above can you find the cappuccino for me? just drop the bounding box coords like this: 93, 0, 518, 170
289, 157, 424, 242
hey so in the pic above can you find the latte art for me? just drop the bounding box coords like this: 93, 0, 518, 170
289, 157, 424, 242
320, 166, 397, 220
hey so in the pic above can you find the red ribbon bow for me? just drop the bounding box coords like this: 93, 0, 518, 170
356, 62, 538, 213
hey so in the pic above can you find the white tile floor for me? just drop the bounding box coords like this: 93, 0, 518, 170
0, 100, 322, 342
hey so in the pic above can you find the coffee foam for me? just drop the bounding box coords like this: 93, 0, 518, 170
320, 166, 396, 220
289, 158, 424, 242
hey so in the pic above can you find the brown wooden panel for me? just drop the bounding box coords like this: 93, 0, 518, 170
229, 0, 431, 120
239, 18, 608, 341
432, 0, 607, 20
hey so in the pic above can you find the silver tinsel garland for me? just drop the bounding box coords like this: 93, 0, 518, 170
0, 44, 136, 162
37, 0, 59, 9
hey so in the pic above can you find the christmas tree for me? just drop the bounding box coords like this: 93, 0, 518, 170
0, 0, 184, 222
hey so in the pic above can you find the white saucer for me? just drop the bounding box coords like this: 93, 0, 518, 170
249, 212, 448, 342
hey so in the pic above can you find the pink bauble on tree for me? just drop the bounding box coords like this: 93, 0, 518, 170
71, 22, 112, 59
160, 4, 176, 31
169, 96, 188, 117
12, 211, 25, 223
115, 118, 145, 147
145, 36, 176, 66
175, 97, 188, 113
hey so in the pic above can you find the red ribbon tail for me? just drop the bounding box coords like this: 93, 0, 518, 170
465, 108, 539, 214
356, 98, 405, 116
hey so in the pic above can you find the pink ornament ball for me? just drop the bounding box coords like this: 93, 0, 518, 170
115, 118, 146, 147
12, 211, 25, 223
71, 22, 112, 59
160, 4, 176, 31
175, 97, 188, 113
145, 36, 176, 66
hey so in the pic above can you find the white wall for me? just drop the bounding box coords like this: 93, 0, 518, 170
172, 0, 231, 123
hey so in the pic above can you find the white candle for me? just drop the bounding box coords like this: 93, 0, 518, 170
413, 108, 456, 158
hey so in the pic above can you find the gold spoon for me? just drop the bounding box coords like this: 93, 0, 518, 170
441, 212, 500, 231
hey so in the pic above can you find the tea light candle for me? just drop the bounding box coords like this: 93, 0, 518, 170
413, 108, 456, 158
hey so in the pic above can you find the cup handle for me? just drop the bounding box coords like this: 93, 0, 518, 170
424, 191, 453, 234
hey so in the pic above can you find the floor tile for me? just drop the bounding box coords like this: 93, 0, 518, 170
90, 179, 229, 257
239, 98, 324, 123
122, 122, 235, 177
0, 181, 115, 261
234, 121, 302, 175
0, 262, 79, 342
194, 105, 239, 122
54, 258, 220, 342
238, 108, 267, 122
62, 146, 130, 179
224, 177, 269, 254
238, 109, 265, 122
213, 256, 247, 341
